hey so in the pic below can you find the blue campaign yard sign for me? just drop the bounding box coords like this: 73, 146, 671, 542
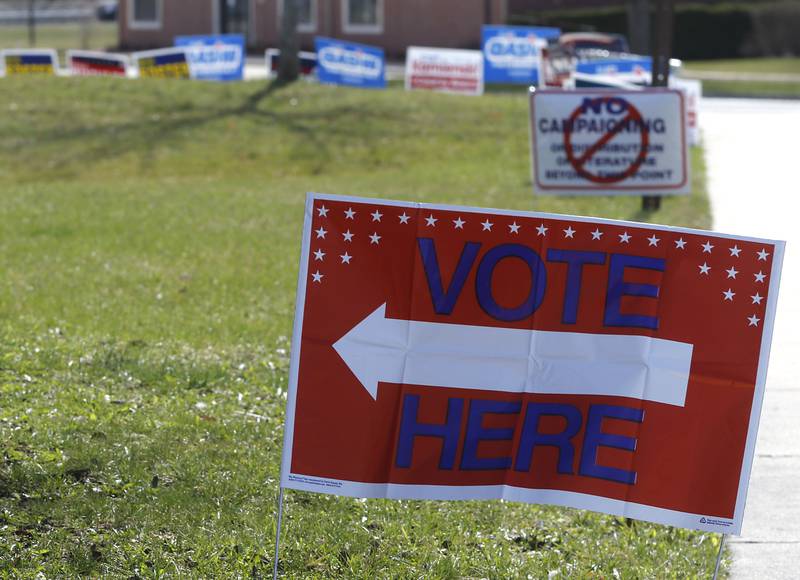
314, 37, 385, 89
174, 34, 244, 81
482, 25, 561, 84
576, 57, 652, 76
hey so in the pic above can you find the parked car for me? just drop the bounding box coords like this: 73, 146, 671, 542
557, 32, 631, 56
96, 0, 118, 21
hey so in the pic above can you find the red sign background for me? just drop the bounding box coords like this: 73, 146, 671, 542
282, 193, 783, 534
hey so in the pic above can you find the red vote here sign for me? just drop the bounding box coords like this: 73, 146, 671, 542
280, 193, 784, 534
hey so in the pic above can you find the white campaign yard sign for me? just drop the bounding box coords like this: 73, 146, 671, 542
405, 47, 484, 96
530, 89, 689, 195
671, 77, 702, 147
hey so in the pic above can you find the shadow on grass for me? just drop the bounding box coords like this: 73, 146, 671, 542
19, 78, 400, 179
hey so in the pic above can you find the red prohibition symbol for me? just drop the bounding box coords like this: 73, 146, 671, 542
563, 96, 650, 184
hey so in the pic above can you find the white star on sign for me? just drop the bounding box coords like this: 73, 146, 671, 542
313, 249, 325, 261
340, 252, 352, 264
536, 224, 548, 236
317, 205, 329, 217
315, 227, 327, 239
342, 230, 354, 242
425, 215, 437, 227
748, 314, 761, 327
619, 232, 631, 243
563, 226, 575, 238
751, 292, 763, 305
702, 241, 714, 253
757, 249, 770, 261
723, 289, 735, 301
453, 217, 466, 229
675, 237, 687, 249
591, 228, 603, 240
647, 234, 660, 247
481, 219, 493, 231
398, 212, 410, 224
369, 232, 381, 245
698, 262, 710, 275
729, 245, 741, 257
371, 210, 382, 222
311, 270, 323, 283
509, 222, 521, 234
344, 207, 356, 220
754, 271, 766, 283
726, 267, 738, 279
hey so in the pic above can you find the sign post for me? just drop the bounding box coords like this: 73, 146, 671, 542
277, 192, 783, 546
174, 35, 245, 82
644, 0, 676, 211
314, 37, 386, 89
272, 487, 285, 580
529, 89, 689, 196
405, 47, 484, 96
712, 533, 727, 580
132, 48, 191, 79
0, 48, 58, 76
481, 25, 560, 86
67, 50, 129, 77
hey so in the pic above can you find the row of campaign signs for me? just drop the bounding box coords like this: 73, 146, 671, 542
1, 28, 699, 197
0, 27, 701, 149
0, 35, 247, 82
0, 26, 597, 85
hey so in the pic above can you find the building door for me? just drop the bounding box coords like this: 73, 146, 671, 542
221, 0, 249, 37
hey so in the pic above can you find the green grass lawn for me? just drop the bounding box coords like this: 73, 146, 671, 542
0, 77, 720, 577
698, 80, 800, 98
683, 57, 800, 75
683, 57, 800, 98
0, 21, 118, 54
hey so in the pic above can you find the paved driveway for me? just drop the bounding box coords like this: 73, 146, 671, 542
701, 97, 800, 578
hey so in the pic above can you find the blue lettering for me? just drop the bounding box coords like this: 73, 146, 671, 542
604, 253, 665, 330
546, 249, 607, 324
580, 97, 604, 115
475, 244, 547, 321
418, 238, 480, 315
395, 394, 463, 470
460, 399, 521, 470
579, 404, 644, 485
606, 97, 628, 115
515, 403, 582, 474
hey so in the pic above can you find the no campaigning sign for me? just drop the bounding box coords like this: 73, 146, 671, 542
530, 89, 689, 195
281, 193, 784, 534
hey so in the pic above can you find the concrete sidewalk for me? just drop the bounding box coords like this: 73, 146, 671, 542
701, 98, 800, 578
684, 70, 800, 83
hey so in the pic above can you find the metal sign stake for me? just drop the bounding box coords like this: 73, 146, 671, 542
643, 0, 674, 212
711, 533, 727, 580
272, 487, 286, 580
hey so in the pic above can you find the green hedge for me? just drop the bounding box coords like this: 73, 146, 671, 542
510, 2, 799, 60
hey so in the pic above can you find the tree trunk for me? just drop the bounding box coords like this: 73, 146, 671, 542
81, 0, 94, 50
28, 0, 36, 47
627, 0, 651, 55
277, 0, 300, 83
651, 0, 674, 86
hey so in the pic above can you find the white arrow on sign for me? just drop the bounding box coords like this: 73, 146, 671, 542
333, 303, 693, 407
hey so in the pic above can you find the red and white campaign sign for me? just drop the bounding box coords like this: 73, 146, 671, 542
281, 193, 784, 534
405, 47, 484, 96
530, 89, 689, 195
671, 77, 702, 147
67, 50, 129, 77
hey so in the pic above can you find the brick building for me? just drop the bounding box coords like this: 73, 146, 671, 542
119, 0, 508, 57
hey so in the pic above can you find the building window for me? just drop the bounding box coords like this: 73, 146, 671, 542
342, 0, 383, 34
279, 0, 317, 33
129, 0, 162, 30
